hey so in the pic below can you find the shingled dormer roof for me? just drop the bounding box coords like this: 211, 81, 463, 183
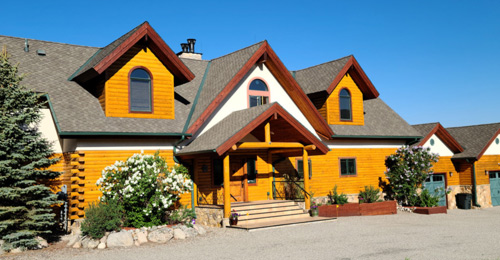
447, 123, 500, 160
412, 122, 464, 154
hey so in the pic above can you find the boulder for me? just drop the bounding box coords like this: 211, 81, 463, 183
100, 235, 107, 244
81, 237, 90, 248
107, 232, 134, 248
97, 243, 106, 250
35, 236, 49, 248
147, 228, 173, 243
173, 229, 186, 240
66, 235, 80, 247
194, 224, 207, 235
72, 241, 81, 249
88, 239, 99, 249
136, 230, 148, 244
11, 248, 24, 254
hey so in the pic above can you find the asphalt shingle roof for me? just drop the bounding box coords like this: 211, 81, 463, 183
293, 55, 351, 95
412, 123, 439, 137
0, 35, 202, 135
446, 123, 500, 159
330, 98, 422, 138
178, 103, 274, 155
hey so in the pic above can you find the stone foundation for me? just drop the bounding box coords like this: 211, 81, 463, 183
446, 185, 492, 209
195, 206, 223, 227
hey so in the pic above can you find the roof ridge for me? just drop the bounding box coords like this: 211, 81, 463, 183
412, 122, 440, 127
447, 122, 500, 130
292, 55, 352, 73
0, 35, 99, 49
209, 40, 266, 62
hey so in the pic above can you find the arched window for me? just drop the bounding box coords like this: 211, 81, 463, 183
248, 79, 269, 107
129, 68, 152, 112
339, 88, 351, 120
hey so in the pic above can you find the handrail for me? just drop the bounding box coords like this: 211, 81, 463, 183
272, 179, 310, 201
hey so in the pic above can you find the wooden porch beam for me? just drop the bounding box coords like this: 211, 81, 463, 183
304, 145, 316, 151
265, 122, 271, 144
303, 149, 310, 210
269, 148, 303, 154
234, 142, 305, 150
223, 154, 230, 218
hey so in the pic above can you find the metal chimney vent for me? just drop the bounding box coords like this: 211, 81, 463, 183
37, 49, 46, 56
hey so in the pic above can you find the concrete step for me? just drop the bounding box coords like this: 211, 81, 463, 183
237, 205, 302, 216
238, 212, 311, 225
231, 200, 296, 211
238, 209, 305, 220
229, 216, 337, 231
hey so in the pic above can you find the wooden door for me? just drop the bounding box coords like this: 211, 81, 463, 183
230, 159, 245, 202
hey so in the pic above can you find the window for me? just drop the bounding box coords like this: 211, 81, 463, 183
297, 159, 312, 179
213, 159, 223, 186
248, 79, 269, 107
130, 68, 152, 112
247, 158, 257, 184
340, 158, 356, 176
339, 88, 352, 120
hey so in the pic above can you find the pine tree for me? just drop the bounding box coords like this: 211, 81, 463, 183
0, 48, 60, 250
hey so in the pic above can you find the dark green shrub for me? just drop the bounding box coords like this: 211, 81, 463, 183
328, 185, 349, 205
165, 206, 196, 227
358, 185, 382, 203
409, 189, 440, 207
81, 201, 124, 239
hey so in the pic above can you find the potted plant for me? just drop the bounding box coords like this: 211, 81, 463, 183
229, 209, 239, 226
310, 201, 319, 217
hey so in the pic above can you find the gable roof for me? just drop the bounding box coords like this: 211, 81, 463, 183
178, 102, 329, 156
186, 41, 334, 138
446, 123, 500, 160
329, 98, 421, 139
412, 122, 464, 153
293, 55, 379, 99
0, 35, 206, 136
70, 21, 194, 85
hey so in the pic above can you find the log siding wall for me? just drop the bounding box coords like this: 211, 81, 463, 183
326, 74, 364, 125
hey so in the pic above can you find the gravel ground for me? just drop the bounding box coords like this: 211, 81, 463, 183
3, 207, 500, 260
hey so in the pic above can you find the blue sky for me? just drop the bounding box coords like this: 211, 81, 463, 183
2, 0, 499, 127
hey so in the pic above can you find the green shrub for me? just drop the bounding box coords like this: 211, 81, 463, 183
96, 152, 193, 228
81, 201, 124, 239
165, 206, 196, 227
408, 189, 440, 207
328, 185, 349, 205
358, 185, 382, 203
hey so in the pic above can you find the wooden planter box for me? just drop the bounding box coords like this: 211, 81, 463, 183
408, 206, 447, 215
359, 200, 397, 216
318, 200, 397, 217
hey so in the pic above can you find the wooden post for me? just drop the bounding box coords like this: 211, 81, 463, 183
268, 150, 273, 200
265, 122, 271, 144
303, 149, 310, 210
223, 154, 231, 218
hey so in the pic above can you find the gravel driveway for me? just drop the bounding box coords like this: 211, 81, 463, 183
4, 207, 500, 260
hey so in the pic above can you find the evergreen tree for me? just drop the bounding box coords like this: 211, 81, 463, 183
0, 48, 60, 250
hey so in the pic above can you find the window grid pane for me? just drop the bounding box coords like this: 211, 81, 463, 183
213, 159, 223, 186
340, 159, 356, 176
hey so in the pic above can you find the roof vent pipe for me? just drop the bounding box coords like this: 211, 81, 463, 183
187, 39, 196, 53
24, 39, 29, 52
180, 43, 189, 53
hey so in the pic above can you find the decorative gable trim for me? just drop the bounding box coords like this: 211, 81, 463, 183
418, 123, 464, 154
71, 22, 194, 85
327, 56, 379, 99
187, 41, 334, 138
215, 103, 330, 155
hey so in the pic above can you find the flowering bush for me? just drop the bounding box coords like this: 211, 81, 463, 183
229, 209, 240, 220
385, 146, 439, 206
96, 152, 193, 227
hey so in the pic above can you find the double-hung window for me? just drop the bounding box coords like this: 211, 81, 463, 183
340, 158, 356, 176
130, 68, 152, 112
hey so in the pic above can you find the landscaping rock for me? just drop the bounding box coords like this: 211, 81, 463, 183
81, 237, 91, 248
147, 228, 173, 243
66, 235, 80, 247
136, 230, 148, 244
194, 225, 206, 235
72, 241, 82, 249
97, 243, 106, 250
11, 248, 24, 254
107, 232, 134, 248
100, 235, 107, 244
88, 239, 99, 249
173, 229, 186, 240
134, 240, 140, 246
35, 236, 49, 248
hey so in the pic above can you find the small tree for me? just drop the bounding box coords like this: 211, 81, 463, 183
0, 48, 60, 250
385, 146, 439, 206
96, 152, 192, 228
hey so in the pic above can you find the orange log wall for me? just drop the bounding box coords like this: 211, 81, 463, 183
323, 73, 365, 125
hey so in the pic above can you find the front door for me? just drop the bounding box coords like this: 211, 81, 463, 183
424, 174, 446, 206
489, 171, 500, 206
230, 159, 245, 202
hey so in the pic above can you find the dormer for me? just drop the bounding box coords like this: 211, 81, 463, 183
294, 55, 379, 126
69, 22, 194, 119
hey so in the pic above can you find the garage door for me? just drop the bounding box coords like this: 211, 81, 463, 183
489, 171, 500, 206
424, 174, 446, 206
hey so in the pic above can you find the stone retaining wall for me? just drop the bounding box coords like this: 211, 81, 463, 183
195, 206, 223, 227
446, 185, 492, 209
